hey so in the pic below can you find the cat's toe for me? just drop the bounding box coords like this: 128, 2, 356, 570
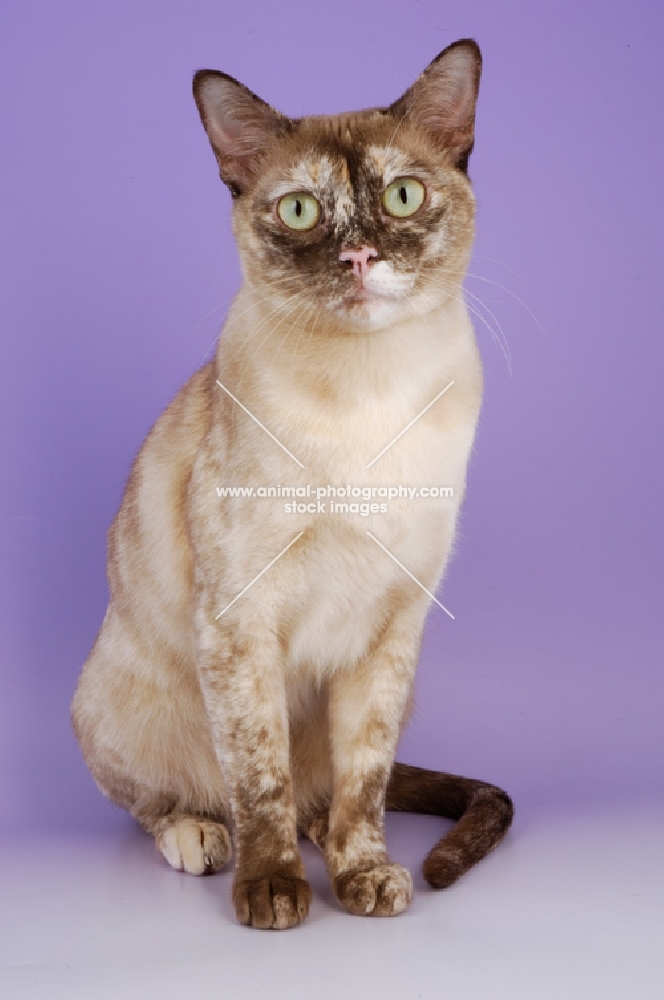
334, 862, 413, 917
233, 873, 311, 929
156, 818, 232, 875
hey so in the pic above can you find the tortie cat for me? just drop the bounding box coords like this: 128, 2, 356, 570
71, 38, 513, 930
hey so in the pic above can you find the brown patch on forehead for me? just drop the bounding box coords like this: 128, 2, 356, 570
277, 109, 392, 168
248, 107, 462, 204
238, 102, 471, 209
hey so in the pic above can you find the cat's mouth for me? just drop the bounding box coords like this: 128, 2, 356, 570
346, 288, 403, 320
344, 281, 401, 306
325, 260, 410, 325
340, 260, 411, 317
347, 287, 387, 303
333, 285, 405, 329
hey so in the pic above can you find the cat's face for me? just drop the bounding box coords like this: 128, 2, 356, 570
194, 41, 481, 333
232, 115, 476, 332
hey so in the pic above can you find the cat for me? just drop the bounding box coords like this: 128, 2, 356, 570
71, 37, 513, 930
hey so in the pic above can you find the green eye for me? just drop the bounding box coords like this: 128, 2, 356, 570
277, 192, 321, 231
382, 178, 426, 218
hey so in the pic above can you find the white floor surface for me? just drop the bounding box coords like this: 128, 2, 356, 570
1, 806, 663, 1000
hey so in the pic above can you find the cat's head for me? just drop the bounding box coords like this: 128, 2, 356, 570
193, 40, 481, 333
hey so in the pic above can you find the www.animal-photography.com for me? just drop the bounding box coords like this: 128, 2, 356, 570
2, 1, 662, 998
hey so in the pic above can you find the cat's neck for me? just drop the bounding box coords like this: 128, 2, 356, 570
217, 284, 475, 405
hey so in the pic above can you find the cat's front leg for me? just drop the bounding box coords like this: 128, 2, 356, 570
325, 596, 428, 917
195, 602, 310, 930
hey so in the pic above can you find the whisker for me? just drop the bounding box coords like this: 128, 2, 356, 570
463, 297, 512, 375
465, 272, 547, 338
187, 301, 227, 344
234, 294, 305, 395
290, 303, 320, 387
415, 279, 513, 375
195, 276, 308, 363
227, 295, 302, 436
462, 285, 512, 375
199, 318, 227, 363
272, 299, 314, 363
470, 254, 526, 284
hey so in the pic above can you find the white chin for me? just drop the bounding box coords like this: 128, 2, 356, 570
337, 296, 402, 330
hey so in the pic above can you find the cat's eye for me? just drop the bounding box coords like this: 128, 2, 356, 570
277, 192, 321, 231
382, 178, 426, 218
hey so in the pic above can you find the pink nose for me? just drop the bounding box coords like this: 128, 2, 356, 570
339, 245, 378, 280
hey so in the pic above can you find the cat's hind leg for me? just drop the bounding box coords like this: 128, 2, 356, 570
72, 625, 233, 878
87, 765, 233, 876
152, 814, 232, 876
127, 790, 232, 875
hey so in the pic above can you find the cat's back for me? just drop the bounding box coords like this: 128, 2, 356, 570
107, 359, 216, 649
71, 359, 220, 797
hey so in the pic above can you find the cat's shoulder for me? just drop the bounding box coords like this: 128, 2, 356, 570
115, 359, 217, 510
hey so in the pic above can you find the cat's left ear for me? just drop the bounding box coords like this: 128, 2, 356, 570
388, 39, 482, 171
193, 70, 291, 196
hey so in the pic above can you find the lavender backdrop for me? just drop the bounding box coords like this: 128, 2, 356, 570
2, 0, 662, 837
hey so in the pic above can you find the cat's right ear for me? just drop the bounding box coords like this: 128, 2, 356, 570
193, 71, 291, 197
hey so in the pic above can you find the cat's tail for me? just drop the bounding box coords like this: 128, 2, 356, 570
386, 762, 513, 888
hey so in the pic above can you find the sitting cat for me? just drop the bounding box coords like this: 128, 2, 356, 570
71, 38, 513, 930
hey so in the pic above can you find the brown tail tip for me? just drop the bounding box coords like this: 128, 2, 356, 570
387, 762, 514, 889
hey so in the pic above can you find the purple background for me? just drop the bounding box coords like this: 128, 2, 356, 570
2, 0, 662, 838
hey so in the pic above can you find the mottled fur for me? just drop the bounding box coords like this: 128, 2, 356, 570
72, 39, 513, 929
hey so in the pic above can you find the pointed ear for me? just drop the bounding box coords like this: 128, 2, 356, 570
389, 39, 482, 171
192, 70, 291, 196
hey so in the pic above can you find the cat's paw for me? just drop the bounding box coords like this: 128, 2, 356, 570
334, 862, 413, 917
156, 817, 232, 875
233, 873, 312, 930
